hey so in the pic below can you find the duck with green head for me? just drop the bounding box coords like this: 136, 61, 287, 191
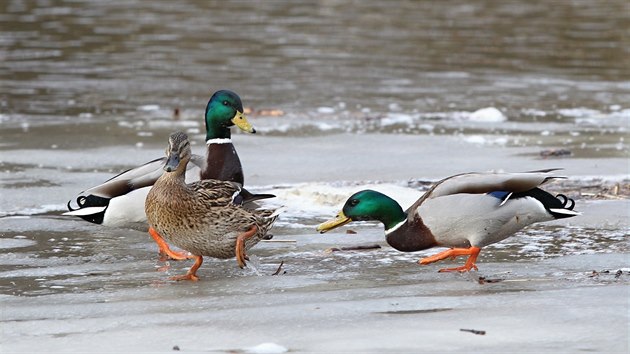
202, 90, 253, 183
65, 90, 274, 258
145, 131, 280, 281
317, 170, 579, 272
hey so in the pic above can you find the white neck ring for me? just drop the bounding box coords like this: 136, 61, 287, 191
206, 138, 232, 145
384, 220, 406, 235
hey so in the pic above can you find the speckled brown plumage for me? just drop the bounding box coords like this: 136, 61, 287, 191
145, 132, 278, 279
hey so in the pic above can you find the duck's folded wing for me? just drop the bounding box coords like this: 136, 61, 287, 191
407, 169, 564, 215
67, 155, 203, 211
190, 179, 243, 207
65, 157, 165, 211
430, 169, 562, 197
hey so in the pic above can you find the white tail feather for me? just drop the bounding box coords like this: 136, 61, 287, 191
549, 208, 581, 216
63, 206, 106, 216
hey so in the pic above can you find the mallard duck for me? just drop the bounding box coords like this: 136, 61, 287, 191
145, 131, 279, 281
64, 90, 274, 257
317, 170, 579, 272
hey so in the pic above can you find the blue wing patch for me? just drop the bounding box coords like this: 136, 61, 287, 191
488, 191, 510, 200
487, 191, 513, 206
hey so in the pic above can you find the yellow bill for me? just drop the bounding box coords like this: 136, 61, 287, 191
316, 211, 352, 233
231, 111, 256, 133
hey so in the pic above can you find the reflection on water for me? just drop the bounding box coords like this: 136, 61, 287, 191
2, 0, 628, 124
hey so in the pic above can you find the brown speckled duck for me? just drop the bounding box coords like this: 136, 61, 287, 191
317, 170, 579, 272
145, 131, 280, 281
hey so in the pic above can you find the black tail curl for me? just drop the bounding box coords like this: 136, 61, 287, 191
511, 188, 578, 219
67, 196, 88, 212
555, 193, 575, 210
66, 194, 110, 212
67, 199, 77, 212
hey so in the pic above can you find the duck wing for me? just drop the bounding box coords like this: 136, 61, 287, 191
66, 155, 203, 212
407, 169, 564, 218
188, 179, 276, 209
189, 179, 243, 207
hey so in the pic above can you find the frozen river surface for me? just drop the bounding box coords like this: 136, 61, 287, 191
1, 134, 628, 353
1, 0, 629, 352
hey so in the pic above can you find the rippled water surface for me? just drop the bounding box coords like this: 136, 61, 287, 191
2, 0, 629, 119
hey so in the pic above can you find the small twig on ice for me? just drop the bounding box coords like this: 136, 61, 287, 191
478, 276, 504, 284
272, 261, 285, 275
460, 328, 486, 335
325, 244, 382, 253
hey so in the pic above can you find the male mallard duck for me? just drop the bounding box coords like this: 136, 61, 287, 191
145, 131, 279, 281
64, 90, 274, 258
317, 170, 579, 272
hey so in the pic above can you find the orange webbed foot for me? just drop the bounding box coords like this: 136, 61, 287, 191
170, 255, 203, 281
170, 273, 199, 282
437, 263, 479, 273
235, 226, 258, 269
418, 247, 481, 273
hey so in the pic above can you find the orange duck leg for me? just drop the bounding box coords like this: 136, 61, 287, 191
170, 255, 203, 281
148, 227, 193, 261
418, 246, 481, 272
235, 225, 258, 269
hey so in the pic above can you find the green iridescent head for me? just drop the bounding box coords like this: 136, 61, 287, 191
205, 90, 255, 140
317, 190, 406, 233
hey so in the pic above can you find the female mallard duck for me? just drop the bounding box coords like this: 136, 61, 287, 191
317, 170, 579, 272
145, 131, 279, 281
64, 90, 273, 257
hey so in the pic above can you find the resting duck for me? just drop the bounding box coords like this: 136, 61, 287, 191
145, 131, 279, 281
64, 90, 273, 258
317, 170, 579, 272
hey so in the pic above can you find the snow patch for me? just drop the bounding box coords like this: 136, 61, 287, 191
468, 107, 507, 122
244, 342, 288, 354
137, 104, 160, 111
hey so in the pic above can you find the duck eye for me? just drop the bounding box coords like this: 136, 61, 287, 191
222, 100, 229, 106
349, 199, 359, 207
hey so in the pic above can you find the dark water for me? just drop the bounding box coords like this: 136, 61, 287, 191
1, 2, 629, 351
2, 0, 629, 123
